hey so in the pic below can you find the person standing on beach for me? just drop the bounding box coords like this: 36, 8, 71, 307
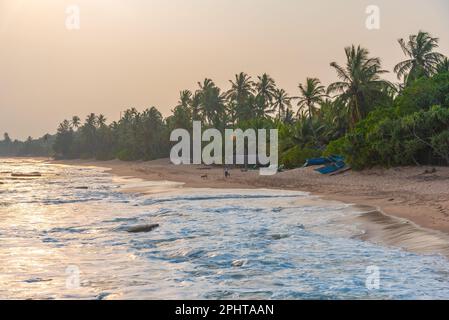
224, 167, 230, 178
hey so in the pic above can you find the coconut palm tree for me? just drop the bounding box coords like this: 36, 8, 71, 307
291, 117, 326, 149
295, 78, 327, 119
177, 90, 192, 109
282, 108, 295, 125
436, 57, 449, 74
197, 79, 226, 128
81, 113, 98, 156
3, 132, 11, 143
71, 116, 81, 129
254, 73, 276, 113
394, 31, 446, 84
97, 114, 107, 127
272, 88, 292, 120
328, 45, 391, 126
318, 99, 349, 140
226, 72, 254, 103
190, 92, 202, 121
85, 113, 97, 128
226, 73, 254, 123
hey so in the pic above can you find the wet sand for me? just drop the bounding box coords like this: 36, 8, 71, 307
52, 158, 449, 257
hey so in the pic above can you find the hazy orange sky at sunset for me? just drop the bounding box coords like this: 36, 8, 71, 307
1, 0, 448, 139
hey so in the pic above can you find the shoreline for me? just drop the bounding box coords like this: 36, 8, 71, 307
51, 158, 449, 257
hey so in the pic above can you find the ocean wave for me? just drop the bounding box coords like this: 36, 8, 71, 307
140, 193, 306, 206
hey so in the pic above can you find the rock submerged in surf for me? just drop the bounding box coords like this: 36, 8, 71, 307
232, 259, 247, 267
11, 172, 42, 177
126, 224, 160, 233
270, 234, 290, 240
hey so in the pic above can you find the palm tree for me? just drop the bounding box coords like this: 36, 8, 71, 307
177, 90, 192, 109
226, 73, 254, 122
295, 78, 327, 119
291, 117, 326, 149
197, 79, 226, 128
190, 92, 202, 121
282, 108, 295, 125
226, 73, 254, 102
394, 31, 446, 84
272, 88, 292, 120
319, 99, 349, 139
436, 57, 449, 74
255, 73, 276, 114
85, 113, 97, 127
71, 116, 81, 129
3, 132, 11, 142
82, 113, 98, 156
97, 114, 107, 127
54, 120, 74, 158
328, 45, 391, 126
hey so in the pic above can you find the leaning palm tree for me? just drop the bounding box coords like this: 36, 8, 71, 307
295, 78, 327, 119
394, 31, 446, 84
328, 45, 391, 126
272, 88, 292, 120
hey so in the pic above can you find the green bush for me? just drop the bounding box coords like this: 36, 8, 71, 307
116, 149, 135, 161
395, 72, 449, 115
328, 105, 449, 169
280, 146, 322, 169
430, 130, 449, 163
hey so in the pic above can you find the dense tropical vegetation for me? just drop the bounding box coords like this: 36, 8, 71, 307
1, 31, 448, 170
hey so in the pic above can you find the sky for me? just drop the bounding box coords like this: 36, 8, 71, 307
1, 0, 448, 139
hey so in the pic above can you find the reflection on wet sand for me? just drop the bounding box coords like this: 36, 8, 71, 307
355, 207, 449, 257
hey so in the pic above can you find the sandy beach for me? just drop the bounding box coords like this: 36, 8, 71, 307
54, 159, 449, 234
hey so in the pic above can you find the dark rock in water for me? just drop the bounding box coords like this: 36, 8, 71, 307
126, 224, 160, 233
11, 172, 42, 177
24, 277, 52, 283
270, 234, 290, 240
232, 259, 247, 267
74, 186, 89, 190
96, 292, 111, 300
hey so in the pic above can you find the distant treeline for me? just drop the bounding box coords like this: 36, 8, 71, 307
1, 31, 448, 169
0, 133, 54, 157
